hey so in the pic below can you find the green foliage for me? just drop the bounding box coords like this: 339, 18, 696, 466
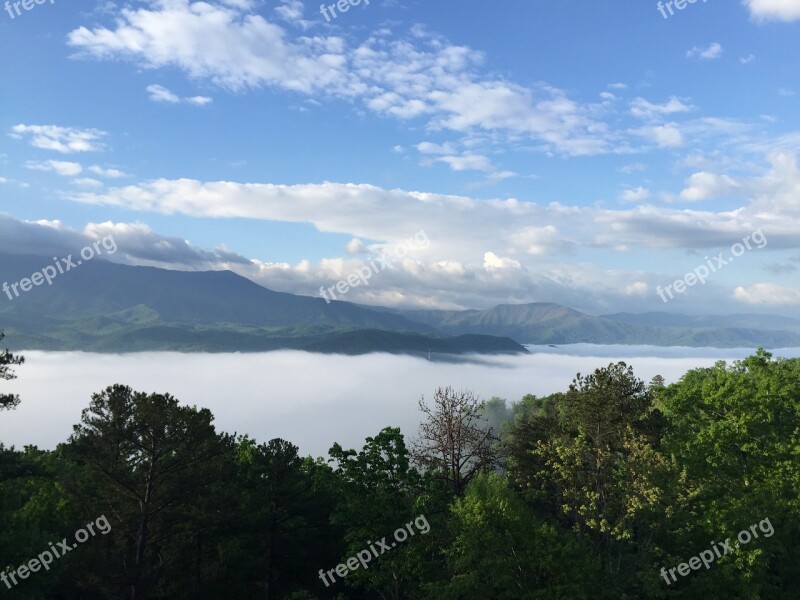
657, 350, 800, 598
1, 351, 799, 599
63, 384, 231, 598
431, 473, 605, 599
0, 332, 24, 410
227, 436, 341, 599
328, 428, 438, 599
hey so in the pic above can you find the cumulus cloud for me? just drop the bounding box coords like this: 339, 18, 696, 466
679, 172, 741, 201
435, 153, 494, 173
147, 84, 180, 103
147, 84, 213, 105
483, 251, 521, 271
630, 96, 693, 119
62, 168, 800, 257
743, 0, 800, 22
734, 283, 800, 304
88, 165, 128, 178
3, 191, 799, 313
186, 95, 213, 106
10, 124, 106, 154
624, 282, 648, 296
686, 43, 723, 60
634, 123, 684, 148
66, 1, 617, 157
72, 177, 104, 188
0, 214, 250, 270
25, 160, 83, 177
619, 186, 651, 202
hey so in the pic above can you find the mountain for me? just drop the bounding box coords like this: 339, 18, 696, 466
600, 311, 800, 333
0, 253, 526, 356
2, 252, 796, 352
396, 303, 800, 348
398, 303, 635, 343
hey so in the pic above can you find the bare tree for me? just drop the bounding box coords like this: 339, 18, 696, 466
410, 386, 498, 496
0, 333, 24, 411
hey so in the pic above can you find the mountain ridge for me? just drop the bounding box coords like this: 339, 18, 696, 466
1, 253, 797, 351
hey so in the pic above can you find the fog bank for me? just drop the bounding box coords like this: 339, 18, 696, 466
2, 346, 798, 458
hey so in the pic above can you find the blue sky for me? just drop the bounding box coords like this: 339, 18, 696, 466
1, 0, 799, 314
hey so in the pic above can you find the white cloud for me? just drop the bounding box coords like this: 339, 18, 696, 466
147, 84, 180, 103
415, 142, 513, 180
635, 123, 684, 148
52, 145, 800, 312
483, 251, 521, 270
10, 124, 106, 153
186, 95, 213, 106
63, 173, 800, 257
147, 84, 213, 105
510, 225, 566, 256
686, 43, 723, 60
25, 160, 83, 176
88, 165, 128, 178
630, 96, 692, 119
679, 172, 740, 201
275, 0, 302, 19
620, 162, 647, 174
619, 186, 651, 202
416, 142, 457, 155
346, 238, 367, 254
72, 177, 104, 188
435, 154, 494, 172
734, 283, 800, 304
624, 282, 648, 296
740, 54, 756, 64
67, 1, 615, 157
743, 0, 800, 22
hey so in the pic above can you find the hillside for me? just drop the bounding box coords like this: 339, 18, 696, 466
397, 303, 800, 348
0, 253, 526, 356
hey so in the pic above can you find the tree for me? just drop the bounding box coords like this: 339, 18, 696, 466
329, 427, 434, 600
433, 473, 607, 600
411, 387, 499, 496
649, 374, 666, 392
0, 333, 24, 410
232, 436, 338, 600
658, 351, 800, 598
65, 385, 229, 600
515, 363, 669, 595
482, 396, 513, 442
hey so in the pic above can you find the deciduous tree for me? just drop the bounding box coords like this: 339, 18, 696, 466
411, 387, 498, 496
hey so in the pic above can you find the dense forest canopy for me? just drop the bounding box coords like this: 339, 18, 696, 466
1, 345, 798, 599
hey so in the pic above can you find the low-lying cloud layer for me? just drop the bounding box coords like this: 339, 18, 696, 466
4, 348, 798, 458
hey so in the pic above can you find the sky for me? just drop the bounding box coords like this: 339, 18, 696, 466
1, 0, 799, 315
